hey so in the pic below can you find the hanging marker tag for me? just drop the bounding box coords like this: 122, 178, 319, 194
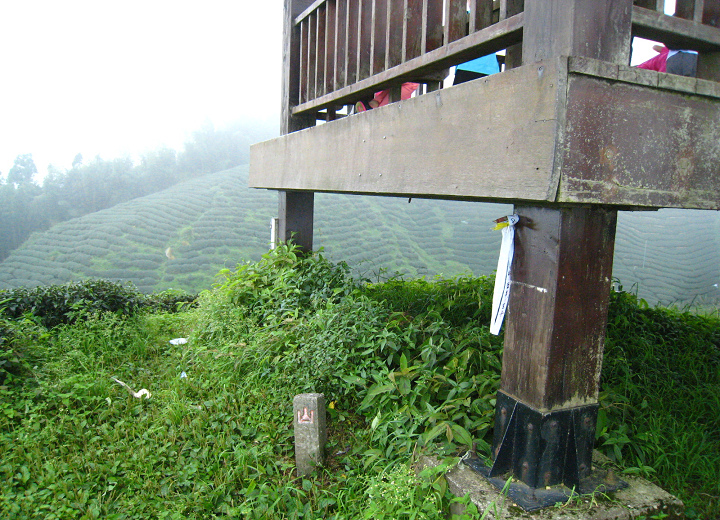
490, 214, 519, 335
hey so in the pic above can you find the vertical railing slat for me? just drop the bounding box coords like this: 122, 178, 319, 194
300, 20, 309, 104
326, 0, 336, 95
308, 12, 317, 101
675, 0, 695, 18
359, 0, 373, 80
346, 0, 359, 85
372, 0, 389, 75
405, 0, 423, 61
316, 6, 326, 97
335, 0, 347, 90
425, 0, 443, 53
388, 0, 404, 67
445, 0, 468, 44
469, 0, 493, 33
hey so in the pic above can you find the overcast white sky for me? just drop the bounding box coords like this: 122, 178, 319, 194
0, 1, 672, 179
0, 1, 283, 177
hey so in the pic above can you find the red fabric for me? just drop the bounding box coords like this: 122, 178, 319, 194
373, 82, 419, 107
637, 46, 669, 72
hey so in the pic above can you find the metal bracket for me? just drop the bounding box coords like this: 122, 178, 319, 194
465, 391, 627, 511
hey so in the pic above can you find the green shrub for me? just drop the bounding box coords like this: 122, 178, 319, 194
0, 279, 146, 328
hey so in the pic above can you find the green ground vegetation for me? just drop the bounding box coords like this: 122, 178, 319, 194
0, 247, 718, 518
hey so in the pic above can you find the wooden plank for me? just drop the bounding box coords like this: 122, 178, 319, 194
405, 0, 423, 61
445, 0, 468, 44
469, 0, 493, 32
372, 0, 388, 75
325, 0, 336, 95
359, 0, 373, 80
425, 0, 443, 52
293, 12, 523, 113
251, 60, 561, 202
502, 206, 617, 411
632, 5, 720, 51
300, 21, 309, 104
558, 74, 720, 209
347, 0, 359, 84
335, 0, 348, 89
309, 12, 318, 100
617, 63, 659, 86
316, 7, 327, 97
386, 0, 403, 68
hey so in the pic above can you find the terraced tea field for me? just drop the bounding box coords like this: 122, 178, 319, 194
0, 165, 718, 306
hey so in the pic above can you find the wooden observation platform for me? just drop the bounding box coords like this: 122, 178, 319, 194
250, 0, 720, 510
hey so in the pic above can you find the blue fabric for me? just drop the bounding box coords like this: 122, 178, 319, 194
457, 54, 500, 75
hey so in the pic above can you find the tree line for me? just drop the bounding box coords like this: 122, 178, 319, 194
0, 120, 276, 262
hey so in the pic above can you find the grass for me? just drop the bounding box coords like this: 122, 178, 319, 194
0, 246, 718, 518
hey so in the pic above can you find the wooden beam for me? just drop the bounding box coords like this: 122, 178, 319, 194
523, 0, 633, 65
558, 70, 720, 209
253, 60, 562, 203
632, 5, 720, 51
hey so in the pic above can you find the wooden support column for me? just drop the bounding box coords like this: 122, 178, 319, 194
281, 0, 316, 253
501, 206, 617, 413
466, 1, 633, 510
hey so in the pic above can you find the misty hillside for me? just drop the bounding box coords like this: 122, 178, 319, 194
0, 164, 718, 306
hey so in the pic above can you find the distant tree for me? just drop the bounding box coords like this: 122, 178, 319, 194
7, 154, 38, 185
72, 153, 83, 168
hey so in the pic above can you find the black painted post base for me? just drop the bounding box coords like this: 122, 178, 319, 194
465, 391, 627, 511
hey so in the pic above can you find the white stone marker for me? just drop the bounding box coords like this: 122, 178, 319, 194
293, 393, 326, 476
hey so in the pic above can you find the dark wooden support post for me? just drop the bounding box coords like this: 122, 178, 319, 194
466, 1, 633, 510
281, 0, 316, 253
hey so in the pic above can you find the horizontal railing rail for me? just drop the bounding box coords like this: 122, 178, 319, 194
289, 0, 720, 117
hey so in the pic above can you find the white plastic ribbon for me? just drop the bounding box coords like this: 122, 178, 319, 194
490, 214, 519, 335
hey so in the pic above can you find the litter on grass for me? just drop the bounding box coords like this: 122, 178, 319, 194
169, 338, 188, 346
112, 377, 152, 399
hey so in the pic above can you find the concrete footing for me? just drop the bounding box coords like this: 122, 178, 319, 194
417, 452, 684, 519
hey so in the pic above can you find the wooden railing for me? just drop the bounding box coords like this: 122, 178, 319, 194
633, 0, 720, 50
292, 0, 523, 115
289, 0, 720, 117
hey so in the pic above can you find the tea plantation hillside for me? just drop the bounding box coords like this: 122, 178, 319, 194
0, 163, 718, 305
0, 166, 513, 294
